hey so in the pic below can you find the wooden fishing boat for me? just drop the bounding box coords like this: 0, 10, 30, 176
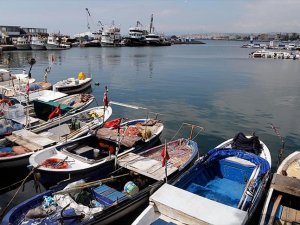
133, 133, 271, 225
0, 93, 95, 139
0, 106, 112, 169
29, 118, 164, 188
1, 138, 198, 225
259, 151, 300, 225
32, 93, 95, 120
52, 72, 92, 94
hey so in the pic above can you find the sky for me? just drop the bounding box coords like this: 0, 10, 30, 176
1, 0, 300, 36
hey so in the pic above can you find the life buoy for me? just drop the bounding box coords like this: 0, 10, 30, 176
0, 99, 12, 107
42, 158, 68, 169
99, 142, 115, 154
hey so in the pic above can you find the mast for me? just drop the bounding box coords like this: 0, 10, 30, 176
150, 14, 153, 33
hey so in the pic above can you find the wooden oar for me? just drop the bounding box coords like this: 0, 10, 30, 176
53, 173, 130, 195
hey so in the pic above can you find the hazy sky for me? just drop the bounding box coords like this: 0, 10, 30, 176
1, 0, 300, 36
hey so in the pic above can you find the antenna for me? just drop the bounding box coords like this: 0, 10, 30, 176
150, 14, 153, 33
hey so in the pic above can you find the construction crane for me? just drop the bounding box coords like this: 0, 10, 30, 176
85, 8, 103, 34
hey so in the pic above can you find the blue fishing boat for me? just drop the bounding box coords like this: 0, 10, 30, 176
1, 138, 199, 225
133, 133, 271, 225
259, 151, 300, 225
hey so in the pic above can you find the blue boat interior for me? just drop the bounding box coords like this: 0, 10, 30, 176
92, 184, 128, 207
175, 158, 255, 209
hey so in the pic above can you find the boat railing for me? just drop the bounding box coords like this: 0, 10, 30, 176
238, 165, 261, 210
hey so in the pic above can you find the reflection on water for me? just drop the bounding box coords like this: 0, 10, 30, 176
0, 41, 300, 169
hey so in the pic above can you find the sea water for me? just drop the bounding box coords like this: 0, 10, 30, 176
0, 40, 300, 223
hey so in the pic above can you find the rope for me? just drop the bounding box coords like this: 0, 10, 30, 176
268, 123, 285, 168
170, 123, 184, 142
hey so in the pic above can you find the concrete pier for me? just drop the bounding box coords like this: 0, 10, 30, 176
0, 45, 17, 51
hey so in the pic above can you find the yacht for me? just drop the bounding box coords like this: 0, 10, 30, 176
123, 21, 148, 46
101, 22, 121, 47
30, 36, 46, 50
45, 35, 70, 50
15, 36, 31, 50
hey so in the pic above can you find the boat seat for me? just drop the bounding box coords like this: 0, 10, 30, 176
47, 124, 71, 137
92, 184, 127, 207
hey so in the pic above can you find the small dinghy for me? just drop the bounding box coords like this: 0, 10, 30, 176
260, 151, 300, 225
132, 132, 271, 225
52, 72, 92, 94
0, 106, 112, 169
1, 138, 198, 225
29, 118, 164, 188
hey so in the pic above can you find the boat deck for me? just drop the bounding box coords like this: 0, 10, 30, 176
7, 129, 57, 151
118, 153, 178, 181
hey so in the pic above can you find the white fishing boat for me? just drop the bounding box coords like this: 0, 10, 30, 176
133, 132, 272, 225
46, 35, 70, 50
101, 22, 122, 47
145, 14, 171, 47
15, 36, 31, 50
30, 36, 46, 50
52, 72, 92, 94
260, 151, 300, 225
123, 21, 148, 46
29, 118, 163, 188
0, 105, 112, 168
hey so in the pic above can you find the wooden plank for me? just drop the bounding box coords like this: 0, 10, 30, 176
271, 174, 300, 197
151, 166, 177, 181
118, 153, 143, 164
281, 206, 300, 223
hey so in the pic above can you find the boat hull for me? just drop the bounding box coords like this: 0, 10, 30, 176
45, 44, 70, 50
15, 44, 31, 50
53, 79, 92, 94
30, 44, 46, 50
123, 38, 147, 47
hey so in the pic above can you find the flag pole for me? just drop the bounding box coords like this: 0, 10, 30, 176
164, 139, 168, 183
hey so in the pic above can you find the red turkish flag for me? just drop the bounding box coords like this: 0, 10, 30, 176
161, 143, 170, 167
48, 104, 61, 120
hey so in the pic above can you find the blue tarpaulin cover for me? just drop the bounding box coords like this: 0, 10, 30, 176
203, 148, 270, 176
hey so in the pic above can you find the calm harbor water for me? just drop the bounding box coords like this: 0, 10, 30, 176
0, 40, 300, 223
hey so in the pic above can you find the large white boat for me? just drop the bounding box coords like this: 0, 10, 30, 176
46, 35, 70, 50
101, 22, 121, 47
30, 36, 46, 50
123, 21, 148, 46
145, 14, 171, 46
15, 36, 31, 50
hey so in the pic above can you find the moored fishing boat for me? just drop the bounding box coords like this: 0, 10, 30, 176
122, 21, 148, 47
29, 117, 164, 188
32, 93, 95, 120
46, 35, 71, 50
30, 36, 46, 50
1, 136, 198, 225
259, 151, 300, 225
133, 132, 271, 225
101, 22, 122, 47
52, 72, 92, 94
14, 36, 31, 50
0, 105, 112, 169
